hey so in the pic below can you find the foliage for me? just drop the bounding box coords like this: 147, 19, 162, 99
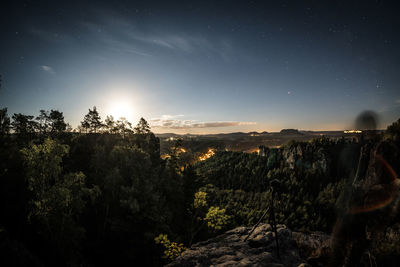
21, 138, 69, 218
49, 109, 67, 133
1, 107, 399, 266
36, 109, 51, 135
0, 107, 10, 136
20, 138, 99, 265
11, 113, 37, 140
116, 117, 133, 137
205, 206, 231, 231
104, 115, 116, 133
187, 189, 231, 244
154, 234, 187, 261
194, 138, 357, 232
386, 118, 400, 141
135, 117, 151, 134
193, 191, 207, 209
81, 106, 103, 133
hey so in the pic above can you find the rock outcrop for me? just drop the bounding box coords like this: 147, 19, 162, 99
167, 224, 331, 267
264, 143, 329, 173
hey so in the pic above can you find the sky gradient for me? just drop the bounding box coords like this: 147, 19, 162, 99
1, 0, 399, 133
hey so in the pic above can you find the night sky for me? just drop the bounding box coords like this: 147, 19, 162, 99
1, 0, 399, 133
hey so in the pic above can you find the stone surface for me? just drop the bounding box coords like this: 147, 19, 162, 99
166, 224, 325, 267
292, 231, 331, 266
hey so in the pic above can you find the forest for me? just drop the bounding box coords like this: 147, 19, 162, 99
0, 106, 400, 266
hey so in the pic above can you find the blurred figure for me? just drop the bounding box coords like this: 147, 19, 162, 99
330, 111, 400, 267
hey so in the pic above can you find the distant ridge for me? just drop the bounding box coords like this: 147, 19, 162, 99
155, 129, 383, 138
280, 129, 302, 135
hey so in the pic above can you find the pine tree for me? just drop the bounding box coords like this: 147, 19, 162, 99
134, 117, 151, 134
11, 113, 38, 139
36, 109, 50, 135
49, 109, 67, 134
0, 107, 10, 136
81, 106, 103, 133
105, 115, 118, 134
116, 117, 132, 138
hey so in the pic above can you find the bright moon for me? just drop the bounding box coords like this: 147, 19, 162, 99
107, 100, 134, 122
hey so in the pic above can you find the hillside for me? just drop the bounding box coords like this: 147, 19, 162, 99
0, 108, 399, 266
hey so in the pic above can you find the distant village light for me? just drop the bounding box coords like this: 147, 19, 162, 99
344, 130, 363, 134
199, 148, 215, 161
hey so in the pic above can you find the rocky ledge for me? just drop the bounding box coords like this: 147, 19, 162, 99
167, 224, 331, 267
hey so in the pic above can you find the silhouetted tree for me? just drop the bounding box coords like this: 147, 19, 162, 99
65, 123, 73, 132
386, 118, 400, 141
105, 115, 118, 134
81, 106, 103, 133
36, 109, 50, 135
80, 121, 89, 133
49, 109, 67, 134
11, 113, 37, 140
167, 138, 184, 174
0, 107, 10, 136
116, 117, 132, 138
134, 117, 151, 134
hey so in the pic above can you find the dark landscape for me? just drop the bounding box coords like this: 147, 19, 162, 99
1, 1, 400, 266
0, 107, 399, 266
158, 129, 366, 155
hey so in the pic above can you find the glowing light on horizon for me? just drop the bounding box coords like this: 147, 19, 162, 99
199, 148, 215, 161
344, 130, 362, 133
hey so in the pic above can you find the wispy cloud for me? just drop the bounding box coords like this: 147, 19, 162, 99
159, 114, 185, 120
80, 14, 235, 60
41, 65, 55, 74
150, 115, 256, 129
132, 33, 227, 55
127, 30, 234, 60
29, 10, 236, 60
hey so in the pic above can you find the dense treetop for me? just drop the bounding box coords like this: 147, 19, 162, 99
0, 106, 399, 266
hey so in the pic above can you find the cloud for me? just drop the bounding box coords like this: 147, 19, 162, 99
134, 34, 209, 54
159, 114, 184, 120
150, 115, 256, 129
80, 14, 235, 60
29, 10, 236, 60
41, 65, 55, 74
131, 33, 234, 60
396, 99, 400, 104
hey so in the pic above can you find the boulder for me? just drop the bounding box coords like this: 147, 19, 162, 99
167, 224, 315, 267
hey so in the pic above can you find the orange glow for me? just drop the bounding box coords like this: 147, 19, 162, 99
161, 154, 171, 159
199, 148, 215, 161
245, 148, 259, 154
